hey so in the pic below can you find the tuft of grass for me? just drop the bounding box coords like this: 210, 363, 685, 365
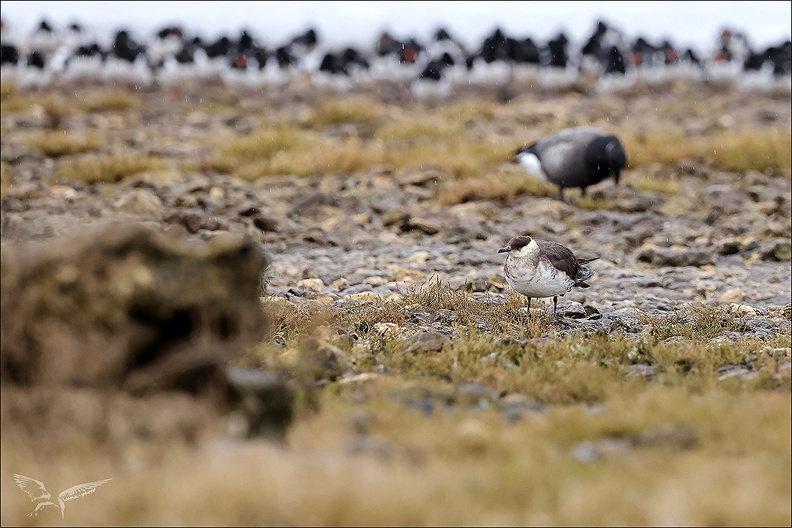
0, 81, 34, 114
24, 130, 107, 158
374, 117, 462, 142
575, 195, 618, 211
438, 170, 557, 205
79, 90, 141, 113
203, 98, 511, 180
304, 97, 384, 129
221, 126, 313, 161
207, 125, 314, 176
208, 123, 509, 180
382, 139, 511, 180
0, 162, 12, 197
261, 298, 333, 345
655, 96, 724, 122
0, 86, 19, 114
708, 128, 791, 174
200, 95, 241, 112
440, 99, 498, 122
268, 136, 383, 178
396, 280, 550, 335
54, 153, 167, 183
639, 303, 754, 341
630, 171, 682, 195
0, 81, 16, 99
4, 383, 790, 526
624, 128, 791, 173
623, 129, 693, 169
36, 94, 75, 128
210, 132, 385, 179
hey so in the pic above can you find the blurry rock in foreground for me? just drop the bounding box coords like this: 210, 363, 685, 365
0, 223, 293, 444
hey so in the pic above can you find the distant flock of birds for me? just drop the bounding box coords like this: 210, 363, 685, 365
1, 17, 791, 94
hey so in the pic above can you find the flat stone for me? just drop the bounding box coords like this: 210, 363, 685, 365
225, 366, 294, 440
113, 188, 164, 216
405, 330, 452, 353
296, 278, 325, 292
719, 288, 745, 303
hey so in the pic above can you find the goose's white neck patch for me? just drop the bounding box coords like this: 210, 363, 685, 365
511, 239, 539, 258
516, 152, 548, 181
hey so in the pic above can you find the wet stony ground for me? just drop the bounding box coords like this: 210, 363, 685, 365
2, 79, 790, 337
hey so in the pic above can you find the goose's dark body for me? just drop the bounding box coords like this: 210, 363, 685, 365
514, 127, 627, 201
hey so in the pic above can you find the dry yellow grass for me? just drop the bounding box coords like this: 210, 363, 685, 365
374, 117, 463, 142
200, 94, 242, 112
624, 128, 792, 174
630, 170, 682, 195
54, 153, 168, 183
439, 98, 499, 122
209, 121, 510, 180
383, 138, 511, 180
0, 84, 80, 126
437, 170, 558, 204
708, 128, 791, 174
204, 95, 513, 181
79, 89, 141, 113
303, 97, 384, 129
218, 126, 313, 163
2, 357, 789, 526
0, 81, 35, 114
209, 131, 382, 179
24, 130, 107, 157
575, 194, 618, 211
39, 94, 76, 128
0, 161, 12, 198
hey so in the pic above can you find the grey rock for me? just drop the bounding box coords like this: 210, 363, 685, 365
714, 237, 745, 256
345, 409, 376, 435
381, 207, 410, 227
165, 209, 209, 234
500, 394, 545, 423
717, 365, 758, 380
251, 213, 279, 232
638, 246, 716, 267
626, 364, 658, 378
402, 217, 440, 235
290, 191, 339, 217
454, 383, 499, 408
759, 240, 791, 262
405, 330, 452, 353
559, 301, 587, 319
298, 340, 356, 381
572, 438, 631, 462
397, 166, 445, 187
113, 188, 165, 216
344, 434, 395, 461
226, 366, 294, 440
631, 424, 699, 449
1, 223, 267, 393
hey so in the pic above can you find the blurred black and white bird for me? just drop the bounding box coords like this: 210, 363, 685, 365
498, 235, 598, 316
514, 127, 627, 201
